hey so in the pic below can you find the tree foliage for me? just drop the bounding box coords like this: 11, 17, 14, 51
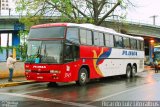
16, 0, 133, 27
17, 30, 28, 61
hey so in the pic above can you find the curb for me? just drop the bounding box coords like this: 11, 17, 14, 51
0, 81, 37, 88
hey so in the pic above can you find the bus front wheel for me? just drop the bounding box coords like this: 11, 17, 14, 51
126, 65, 131, 78
76, 68, 88, 86
47, 82, 58, 87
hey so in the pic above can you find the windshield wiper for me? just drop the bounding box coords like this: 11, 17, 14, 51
43, 44, 47, 57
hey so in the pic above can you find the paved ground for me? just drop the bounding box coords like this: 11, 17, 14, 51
0, 66, 160, 107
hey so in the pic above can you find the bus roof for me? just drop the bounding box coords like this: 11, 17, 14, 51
31, 23, 144, 41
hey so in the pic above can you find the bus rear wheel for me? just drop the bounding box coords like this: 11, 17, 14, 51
131, 65, 137, 77
76, 68, 89, 86
126, 65, 131, 78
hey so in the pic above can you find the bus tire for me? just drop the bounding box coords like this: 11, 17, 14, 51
126, 65, 131, 78
131, 65, 137, 77
47, 82, 58, 87
76, 68, 88, 86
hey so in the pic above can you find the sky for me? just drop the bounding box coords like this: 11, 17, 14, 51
126, 0, 160, 25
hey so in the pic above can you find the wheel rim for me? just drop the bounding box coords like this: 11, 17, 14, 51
127, 66, 131, 78
132, 66, 136, 76
127, 70, 130, 77
80, 72, 87, 83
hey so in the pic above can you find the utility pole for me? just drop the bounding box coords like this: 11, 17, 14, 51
9, 8, 11, 16
6, 33, 9, 59
150, 15, 158, 25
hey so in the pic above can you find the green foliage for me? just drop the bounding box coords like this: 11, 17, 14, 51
51, 0, 59, 3
17, 30, 29, 61
0, 46, 14, 54
19, 16, 41, 30
16, 0, 45, 29
0, 46, 3, 53
17, 43, 28, 61
16, 0, 132, 26
18, 30, 29, 37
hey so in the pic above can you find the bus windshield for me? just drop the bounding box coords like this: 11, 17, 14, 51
28, 27, 65, 39
26, 40, 63, 63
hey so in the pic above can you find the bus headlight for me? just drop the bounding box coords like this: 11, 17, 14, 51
25, 69, 31, 72
50, 70, 61, 74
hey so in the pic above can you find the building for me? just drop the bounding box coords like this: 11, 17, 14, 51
1, 0, 9, 10
0, 0, 15, 15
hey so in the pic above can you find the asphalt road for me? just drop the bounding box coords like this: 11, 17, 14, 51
0, 70, 160, 107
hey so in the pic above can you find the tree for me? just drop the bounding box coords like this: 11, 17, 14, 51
16, 0, 133, 27
16, 30, 28, 61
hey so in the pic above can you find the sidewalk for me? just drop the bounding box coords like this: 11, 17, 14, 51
0, 76, 36, 88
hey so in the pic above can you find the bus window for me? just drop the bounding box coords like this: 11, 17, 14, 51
114, 35, 123, 48
93, 32, 104, 46
80, 29, 92, 45
64, 42, 79, 63
64, 42, 74, 62
140, 41, 144, 50
80, 29, 86, 44
66, 28, 79, 44
105, 34, 114, 47
123, 37, 130, 49
93, 32, 99, 46
131, 39, 137, 50
99, 33, 104, 46
29, 27, 65, 39
86, 30, 92, 45
137, 40, 140, 50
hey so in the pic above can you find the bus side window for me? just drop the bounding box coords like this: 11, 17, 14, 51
137, 40, 140, 50
99, 32, 104, 46
140, 41, 144, 51
114, 35, 123, 48
80, 29, 87, 44
66, 27, 79, 44
123, 37, 130, 49
105, 33, 114, 47
80, 29, 92, 45
86, 30, 92, 45
64, 43, 74, 62
93, 31, 99, 46
130, 39, 137, 50
93, 32, 104, 46
64, 43, 79, 62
